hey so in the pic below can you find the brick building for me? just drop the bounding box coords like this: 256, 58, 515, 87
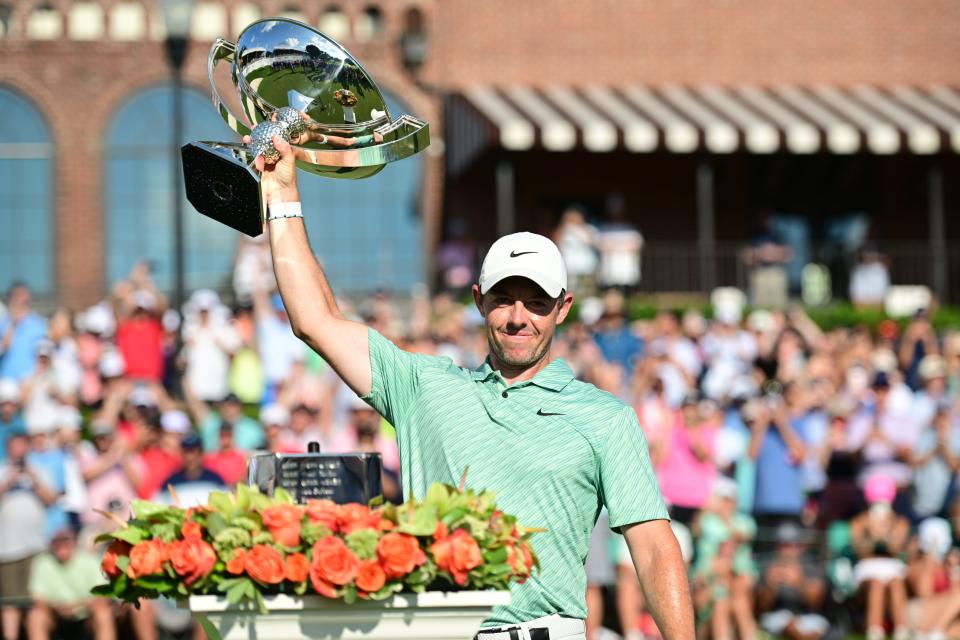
1, 0, 959, 307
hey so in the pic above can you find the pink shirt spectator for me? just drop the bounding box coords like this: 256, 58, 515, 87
76, 441, 143, 525
657, 417, 718, 509
325, 431, 400, 473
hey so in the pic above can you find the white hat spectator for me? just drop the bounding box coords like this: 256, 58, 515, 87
90, 420, 114, 437
714, 302, 742, 326
160, 410, 191, 434
919, 355, 948, 381
918, 517, 952, 560
26, 405, 59, 435
0, 378, 19, 404
746, 309, 775, 333
190, 289, 220, 312
162, 309, 181, 332
82, 303, 115, 337
259, 404, 290, 427
134, 289, 157, 311
871, 348, 898, 373
578, 297, 604, 326
99, 350, 126, 378
57, 405, 83, 431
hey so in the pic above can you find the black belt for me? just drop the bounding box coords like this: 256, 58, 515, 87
474, 626, 550, 640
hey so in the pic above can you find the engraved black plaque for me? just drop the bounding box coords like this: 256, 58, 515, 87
247, 449, 383, 505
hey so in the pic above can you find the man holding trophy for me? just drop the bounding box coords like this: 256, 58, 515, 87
185, 17, 693, 640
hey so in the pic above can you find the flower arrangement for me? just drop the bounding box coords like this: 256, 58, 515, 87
93, 481, 538, 612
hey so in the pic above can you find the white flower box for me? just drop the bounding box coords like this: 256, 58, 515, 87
185, 591, 511, 640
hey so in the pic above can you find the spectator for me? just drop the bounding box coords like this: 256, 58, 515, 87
911, 408, 960, 522
553, 205, 598, 295
203, 423, 248, 486
190, 392, 263, 454
0, 378, 25, 459
592, 291, 644, 375
287, 403, 325, 453
743, 213, 792, 309
77, 420, 141, 529
749, 391, 808, 536
905, 517, 960, 639
253, 289, 304, 401
899, 310, 939, 390
137, 410, 187, 500
115, 290, 164, 383
596, 193, 643, 291
691, 477, 758, 640
913, 355, 950, 431
26, 526, 113, 640
259, 404, 300, 455
182, 289, 240, 404
327, 394, 401, 503
24, 407, 69, 540
0, 432, 57, 640
849, 247, 891, 309
756, 522, 830, 640
0, 283, 47, 382
657, 392, 718, 524
160, 433, 224, 508
850, 475, 911, 640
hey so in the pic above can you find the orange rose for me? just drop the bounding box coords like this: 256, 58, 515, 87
377, 532, 427, 579
169, 537, 217, 586
226, 548, 247, 575
284, 553, 310, 583
311, 536, 360, 586
338, 504, 380, 535
506, 542, 533, 576
127, 539, 167, 579
434, 522, 449, 539
430, 529, 482, 586
101, 540, 131, 578
378, 518, 395, 532
262, 504, 305, 547
245, 545, 285, 584
181, 520, 203, 541
305, 500, 340, 532
355, 559, 386, 594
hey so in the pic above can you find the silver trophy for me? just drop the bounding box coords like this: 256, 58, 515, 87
181, 17, 431, 237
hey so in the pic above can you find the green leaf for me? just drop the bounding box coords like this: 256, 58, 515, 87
195, 615, 223, 640
254, 588, 267, 615
209, 491, 235, 516
441, 507, 468, 526
91, 584, 115, 597
217, 578, 245, 593
109, 527, 149, 545
116, 556, 130, 572
234, 485, 249, 512
130, 500, 170, 520
424, 483, 450, 513
271, 487, 294, 505
483, 547, 508, 564
206, 512, 228, 537
225, 581, 248, 605
396, 505, 439, 537
366, 582, 403, 601
134, 575, 175, 593
342, 583, 358, 605
294, 580, 308, 596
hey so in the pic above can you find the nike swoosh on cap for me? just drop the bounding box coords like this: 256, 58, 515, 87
537, 409, 564, 416
509, 250, 538, 257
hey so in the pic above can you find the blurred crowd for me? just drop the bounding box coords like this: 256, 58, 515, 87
3, 249, 960, 638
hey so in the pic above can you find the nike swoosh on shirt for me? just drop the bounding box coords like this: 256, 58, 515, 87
537, 409, 565, 416
509, 251, 538, 257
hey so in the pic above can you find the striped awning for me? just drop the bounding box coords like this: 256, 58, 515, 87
448, 84, 960, 169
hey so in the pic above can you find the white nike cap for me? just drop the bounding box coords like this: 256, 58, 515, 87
478, 232, 568, 298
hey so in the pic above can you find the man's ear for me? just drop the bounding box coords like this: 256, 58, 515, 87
555, 292, 575, 324
471, 284, 485, 317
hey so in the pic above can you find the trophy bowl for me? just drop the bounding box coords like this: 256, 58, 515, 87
181, 17, 430, 236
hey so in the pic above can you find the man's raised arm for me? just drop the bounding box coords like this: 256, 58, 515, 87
255, 134, 372, 396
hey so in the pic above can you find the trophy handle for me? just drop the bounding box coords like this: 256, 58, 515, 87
208, 39, 253, 137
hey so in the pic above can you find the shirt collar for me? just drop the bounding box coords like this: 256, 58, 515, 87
471, 357, 575, 392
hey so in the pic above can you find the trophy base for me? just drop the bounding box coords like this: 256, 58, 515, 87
182, 142, 264, 237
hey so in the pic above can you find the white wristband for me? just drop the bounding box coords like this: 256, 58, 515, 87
266, 201, 303, 221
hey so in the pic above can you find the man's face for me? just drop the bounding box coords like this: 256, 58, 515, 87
351, 408, 379, 437
8, 285, 31, 309
183, 446, 203, 472
472, 277, 572, 369
51, 533, 76, 563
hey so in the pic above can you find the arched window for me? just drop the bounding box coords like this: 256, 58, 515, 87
0, 88, 54, 295
105, 85, 237, 293
318, 5, 348, 40
298, 92, 425, 293
354, 6, 382, 42
0, 3, 15, 38
26, 2, 60, 39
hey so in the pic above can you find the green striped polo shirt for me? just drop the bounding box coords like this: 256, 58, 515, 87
363, 329, 668, 626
